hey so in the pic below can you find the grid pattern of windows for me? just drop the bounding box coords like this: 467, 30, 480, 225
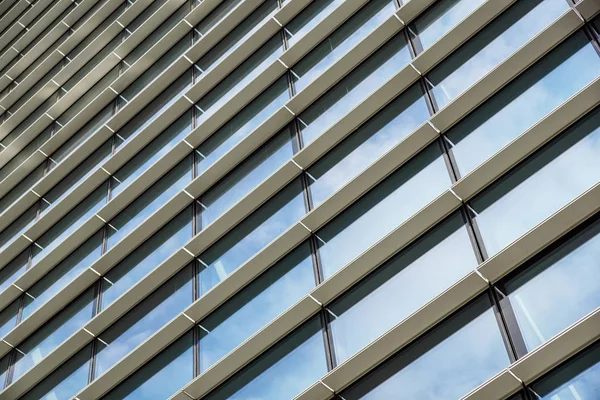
0, 0, 599, 399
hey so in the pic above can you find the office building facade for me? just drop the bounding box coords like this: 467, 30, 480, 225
0, 0, 599, 398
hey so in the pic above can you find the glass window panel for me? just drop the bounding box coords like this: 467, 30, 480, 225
298, 32, 411, 145
196, 34, 285, 116
107, 156, 192, 248
32, 181, 108, 266
446, 31, 600, 177
0, 355, 8, 391
0, 300, 19, 339
428, 0, 569, 109
20, 345, 92, 400
11, 288, 95, 382
291, 0, 395, 93
198, 179, 306, 295
95, 266, 193, 377
195, 0, 278, 73
198, 242, 316, 371
530, 341, 600, 400
316, 142, 451, 278
328, 213, 478, 363
471, 107, 600, 256
102, 331, 193, 400
413, 0, 486, 50
204, 317, 328, 400
111, 110, 192, 198
196, 76, 290, 173
21, 231, 103, 321
340, 295, 510, 400
199, 126, 295, 228
306, 83, 429, 205
101, 207, 193, 309
117, 70, 193, 143
285, 0, 342, 47
504, 215, 600, 352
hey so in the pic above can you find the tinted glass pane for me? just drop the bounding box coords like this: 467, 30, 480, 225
199, 127, 295, 228
205, 317, 328, 400
20, 345, 92, 400
291, 0, 395, 93
298, 32, 411, 145
471, 108, 600, 256
316, 143, 451, 278
198, 243, 315, 371
504, 215, 600, 352
101, 207, 193, 308
12, 289, 95, 381
21, 232, 103, 321
107, 156, 192, 248
285, 0, 342, 46
446, 31, 600, 176
341, 296, 510, 399
0, 250, 28, 297
198, 179, 306, 295
95, 266, 193, 377
102, 331, 193, 400
328, 213, 478, 363
428, 0, 569, 109
0, 300, 19, 339
111, 110, 192, 198
196, 76, 290, 173
413, 0, 486, 49
531, 341, 600, 399
306, 83, 429, 206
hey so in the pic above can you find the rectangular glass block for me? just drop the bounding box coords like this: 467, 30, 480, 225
107, 156, 193, 249
291, 0, 395, 93
297, 31, 411, 145
328, 212, 478, 363
101, 207, 193, 309
428, 0, 569, 109
446, 31, 600, 177
340, 295, 510, 400
204, 317, 328, 400
199, 126, 295, 228
412, 0, 486, 50
503, 212, 600, 352
530, 341, 600, 399
102, 331, 194, 400
315, 142, 451, 278
306, 83, 429, 206
95, 266, 193, 377
198, 179, 307, 296
471, 107, 600, 256
198, 242, 316, 371
196, 76, 290, 173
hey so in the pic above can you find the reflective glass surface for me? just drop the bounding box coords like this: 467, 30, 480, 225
205, 317, 328, 400
341, 296, 510, 399
504, 214, 600, 352
316, 143, 451, 278
428, 0, 569, 109
328, 213, 478, 363
446, 31, 600, 177
471, 107, 600, 256
298, 31, 411, 145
